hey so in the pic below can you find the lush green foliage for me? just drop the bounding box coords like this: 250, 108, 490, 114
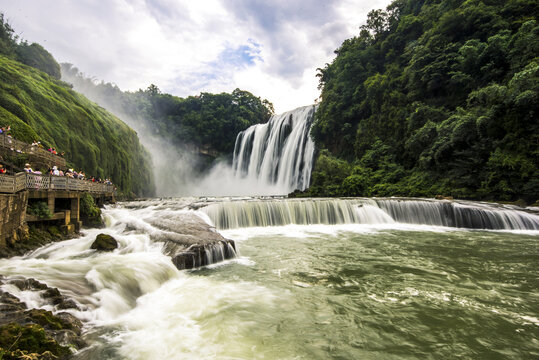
0, 56, 154, 196
310, 0, 539, 202
16, 42, 61, 79
61, 65, 274, 156
80, 193, 103, 226
80, 193, 100, 218
27, 201, 52, 219
0, 13, 17, 58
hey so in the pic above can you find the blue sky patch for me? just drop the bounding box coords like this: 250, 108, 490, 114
218, 40, 262, 68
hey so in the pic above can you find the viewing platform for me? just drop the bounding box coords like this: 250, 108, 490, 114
0, 174, 115, 245
0, 172, 115, 195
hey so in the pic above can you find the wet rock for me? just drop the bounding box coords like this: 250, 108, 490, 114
55, 312, 83, 335
147, 212, 237, 270
11, 278, 49, 291
171, 240, 236, 270
56, 298, 79, 310
90, 233, 118, 251
0, 289, 26, 313
8, 278, 80, 310
0, 278, 86, 356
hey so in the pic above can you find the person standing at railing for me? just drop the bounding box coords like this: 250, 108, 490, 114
0, 164, 5, 174
24, 163, 33, 173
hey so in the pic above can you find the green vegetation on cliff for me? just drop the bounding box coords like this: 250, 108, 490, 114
309, 0, 538, 202
0, 14, 154, 196
61, 66, 274, 157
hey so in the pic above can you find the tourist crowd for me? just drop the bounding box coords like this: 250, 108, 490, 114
23, 164, 113, 185
1, 125, 114, 187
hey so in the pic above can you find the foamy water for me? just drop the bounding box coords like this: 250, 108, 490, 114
0, 198, 537, 359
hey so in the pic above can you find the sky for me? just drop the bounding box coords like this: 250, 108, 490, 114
0, 0, 390, 113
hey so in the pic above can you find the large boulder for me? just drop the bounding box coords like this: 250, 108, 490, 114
90, 234, 118, 252
143, 212, 237, 270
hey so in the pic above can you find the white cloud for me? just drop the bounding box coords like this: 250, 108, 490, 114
0, 0, 392, 113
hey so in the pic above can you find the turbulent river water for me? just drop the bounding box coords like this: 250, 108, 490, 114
0, 197, 538, 359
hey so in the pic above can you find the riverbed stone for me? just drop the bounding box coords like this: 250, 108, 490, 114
0, 278, 86, 357
145, 212, 236, 270
91, 233, 118, 251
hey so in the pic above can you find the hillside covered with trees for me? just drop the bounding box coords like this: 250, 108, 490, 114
307, 0, 538, 203
61, 65, 274, 159
0, 14, 154, 197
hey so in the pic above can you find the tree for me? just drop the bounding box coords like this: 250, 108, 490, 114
16, 41, 61, 79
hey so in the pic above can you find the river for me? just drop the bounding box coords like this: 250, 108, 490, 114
0, 197, 538, 359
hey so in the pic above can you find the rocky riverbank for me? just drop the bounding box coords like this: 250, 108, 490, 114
0, 277, 86, 359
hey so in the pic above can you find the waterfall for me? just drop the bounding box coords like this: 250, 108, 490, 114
232, 105, 316, 193
201, 198, 539, 231
375, 200, 539, 230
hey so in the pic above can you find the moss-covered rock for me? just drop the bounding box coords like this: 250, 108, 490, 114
90, 233, 118, 251
0, 323, 71, 359
0, 226, 73, 258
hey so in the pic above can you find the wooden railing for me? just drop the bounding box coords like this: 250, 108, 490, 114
0, 172, 114, 194
0, 134, 67, 168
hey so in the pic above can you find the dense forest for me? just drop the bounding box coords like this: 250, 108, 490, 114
61, 65, 274, 158
0, 14, 154, 197
306, 0, 538, 203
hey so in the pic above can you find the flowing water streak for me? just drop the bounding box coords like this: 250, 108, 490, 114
232, 105, 316, 193
202, 198, 539, 231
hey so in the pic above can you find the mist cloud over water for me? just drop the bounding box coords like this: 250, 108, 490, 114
61, 69, 202, 196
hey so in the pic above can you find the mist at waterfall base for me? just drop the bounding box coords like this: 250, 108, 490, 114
1, 198, 538, 359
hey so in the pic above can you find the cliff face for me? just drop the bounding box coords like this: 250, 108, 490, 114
0, 56, 154, 197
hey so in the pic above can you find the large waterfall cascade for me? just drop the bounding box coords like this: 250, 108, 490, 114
201, 197, 539, 231
232, 105, 316, 193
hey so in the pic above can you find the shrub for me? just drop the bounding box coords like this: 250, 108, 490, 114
27, 201, 52, 219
